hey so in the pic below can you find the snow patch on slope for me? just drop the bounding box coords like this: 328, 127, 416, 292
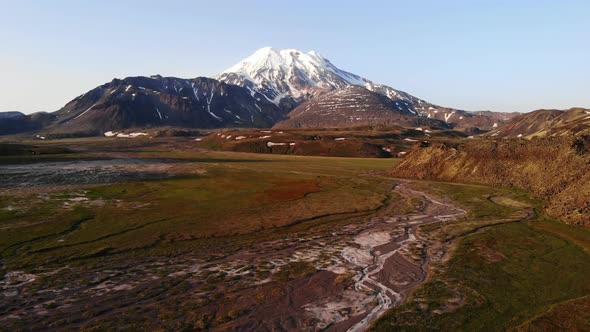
217, 47, 420, 108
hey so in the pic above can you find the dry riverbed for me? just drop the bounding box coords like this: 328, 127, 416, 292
0, 152, 538, 331
0, 177, 468, 331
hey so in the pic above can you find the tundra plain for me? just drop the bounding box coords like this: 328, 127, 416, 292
0, 137, 588, 331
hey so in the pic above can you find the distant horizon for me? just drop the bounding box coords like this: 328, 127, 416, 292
2, 62, 589, 115
1, 1, 589, 114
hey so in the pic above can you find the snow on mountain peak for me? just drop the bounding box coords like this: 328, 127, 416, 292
221, 47, 330, 78
216, 47, 429, 112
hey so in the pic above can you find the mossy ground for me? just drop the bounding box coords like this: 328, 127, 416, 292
372, 181, 590, 331
1, 138, 588, 330
0, 145, 396, 272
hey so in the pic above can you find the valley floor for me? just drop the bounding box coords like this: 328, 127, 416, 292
0, 138, 588, 331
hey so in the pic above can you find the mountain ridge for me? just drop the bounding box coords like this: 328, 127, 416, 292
216, 47, 433, 113
486, 108, 590, 138
46, 75, 285, 135
0, 47, 522, 136
217, 47, 515, 130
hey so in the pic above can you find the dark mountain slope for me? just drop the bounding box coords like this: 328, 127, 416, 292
46, 76, 285, 135
0, 111, 56, 135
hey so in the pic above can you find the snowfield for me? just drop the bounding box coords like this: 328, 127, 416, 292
216, 47, 426, 113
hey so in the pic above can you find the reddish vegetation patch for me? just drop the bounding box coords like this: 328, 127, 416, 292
256, 179, 322, 203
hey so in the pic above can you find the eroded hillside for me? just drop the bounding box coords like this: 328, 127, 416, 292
390, 135, 590, 227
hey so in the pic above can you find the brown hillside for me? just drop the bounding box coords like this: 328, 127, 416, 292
274, 86, 449, 129
488, 108, 590, 138
390, 135, 590, 227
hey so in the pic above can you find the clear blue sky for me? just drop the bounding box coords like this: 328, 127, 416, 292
1, 0, 588, 113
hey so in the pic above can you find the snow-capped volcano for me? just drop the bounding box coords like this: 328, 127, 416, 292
216, 47, 430, 113
0, 47, 517, 136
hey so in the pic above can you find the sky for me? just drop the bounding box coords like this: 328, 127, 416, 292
1, 0, 589, 114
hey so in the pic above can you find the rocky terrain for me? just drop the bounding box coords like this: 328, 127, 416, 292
390, 135, 590, 227
44, 76, 285, 136
487, 107, 590, 138
274, 86, 449, 129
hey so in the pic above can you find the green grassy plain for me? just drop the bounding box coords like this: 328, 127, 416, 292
372, 181, 590, 331
0, 147, 397, 273
1, 138, 589, 331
